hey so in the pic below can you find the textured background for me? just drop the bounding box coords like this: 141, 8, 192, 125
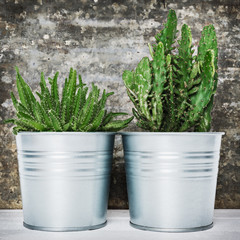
0, 0, 239, 209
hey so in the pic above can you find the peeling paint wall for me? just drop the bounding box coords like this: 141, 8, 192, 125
0, 0, 239, 209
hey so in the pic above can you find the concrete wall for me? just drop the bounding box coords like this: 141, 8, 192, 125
0, 0, 239, 209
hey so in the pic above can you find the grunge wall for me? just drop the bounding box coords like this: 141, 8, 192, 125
0, 0, 239, 208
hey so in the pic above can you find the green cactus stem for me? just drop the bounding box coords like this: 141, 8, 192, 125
180, 49, 215, 131
195, 24, 218, 132
154, 9, 178, 54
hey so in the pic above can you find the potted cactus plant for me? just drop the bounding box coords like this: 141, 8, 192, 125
5, 67, 133, 231
122, 10, 224, 232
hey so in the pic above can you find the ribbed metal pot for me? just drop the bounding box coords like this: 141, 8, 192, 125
16, 132, 115, 232
122, 132, 224, 232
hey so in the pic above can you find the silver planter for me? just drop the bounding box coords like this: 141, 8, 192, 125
122, 132, 224, 232
16, 132, 115, 232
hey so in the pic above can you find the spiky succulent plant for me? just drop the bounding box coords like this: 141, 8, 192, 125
6, 68, 133, 134
123, 9, 218, 132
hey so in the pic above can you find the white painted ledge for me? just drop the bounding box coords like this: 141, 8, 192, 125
0, 210, 239, 240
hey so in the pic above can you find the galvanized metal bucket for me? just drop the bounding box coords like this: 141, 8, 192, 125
122, 132, 224, 232
16, 132, 115, 232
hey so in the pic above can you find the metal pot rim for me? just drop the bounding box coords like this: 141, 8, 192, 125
120, 132, 225, 136
17, 131, 116, 136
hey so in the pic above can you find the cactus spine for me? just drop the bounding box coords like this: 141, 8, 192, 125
6, 68, 133, 134
123, 9, 218, 132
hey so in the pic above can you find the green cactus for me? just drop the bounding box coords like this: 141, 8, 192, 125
6, 68, 133, 134
154, 9, 178, 54
123, 9, 218, 132
195, 25, 218, 132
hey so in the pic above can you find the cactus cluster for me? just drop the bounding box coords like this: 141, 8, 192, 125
6, 68, 133, 134
123, 9, 218, 132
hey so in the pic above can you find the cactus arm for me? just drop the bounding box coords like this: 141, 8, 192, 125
17, 118, 47, 131
101, 116, 134, 132
197, 25, 218, 97
87, 109, 105, 131
126, 89, 141, 113
17, 111, 35, 121
132, 107, 155, 130
15, 68, 38, 114
80, 85, 98, 130
188, 77, 201, 91
151, 42, 166, 128
72, 86, 91, 130
36, 102, 52, 128
76, 91, 93, 129
4, 119, 15, 124
78, 74, 86, 89
136, 118, 153, 131
191, 50, 215, 114
32, 103, 42, 123
98, 90, 114, 111
101, 111, 114, 126
90, 85, 101, 122
79, 87, 88, 110
60, 78, 70, 125
197, 25, 218, 91
190, 62, 199, 80
122, 70, 136, 93
123, 57, 153, 126
36, 92, 43, 101
76, 85, 106, 130
151, 98, 158, 125
135, 57, 152, 84
196, 24, 218, 131
61, 78, 68, 110
43, 88, 54, 111
152, 42, 166, 95
164, 54, 175, 131
195, 96, 213, 132
132, 107, 141, 121
175, 24, 193, 123
177, 24, 193, 86
188, 86, 199, 95
68, 68, 73, 84
50, 72, 60, 112
40, 72, 47, 94
73, 88, 81, 117
48, 110, 62, 131
197, 25, 218, 68
12, 126, 26, 135
16, 72, 31, 111
86, 89, 112, 129
154, 9, 177, 54
13, 120, 30, 130
135, 57, 152, 120
10, 92, 19, 110
188, 62, 201, 90
102, 112, 128, 126
68, 69, 77, 106
180, 49, 215, 131
65, 69, 77, 123
126, 88, 154, 130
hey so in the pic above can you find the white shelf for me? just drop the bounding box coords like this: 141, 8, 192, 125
0, 210, 239, 240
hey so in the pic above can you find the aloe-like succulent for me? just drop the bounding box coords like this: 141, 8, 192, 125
123, 9, 218, 132
6, 68, 133, 134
